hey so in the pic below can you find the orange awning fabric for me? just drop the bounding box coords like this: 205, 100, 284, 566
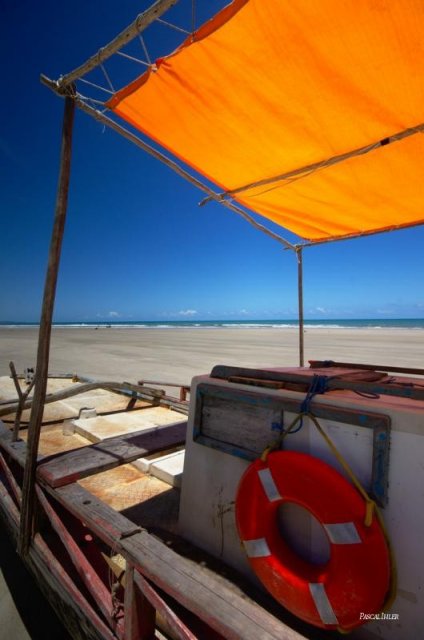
108, 0, 424, 243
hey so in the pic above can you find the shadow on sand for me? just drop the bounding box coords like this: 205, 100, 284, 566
0, 528, 71, 640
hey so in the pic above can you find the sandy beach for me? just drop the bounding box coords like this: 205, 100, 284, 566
0, 325, 422, 383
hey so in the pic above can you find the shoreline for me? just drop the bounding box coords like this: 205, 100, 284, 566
1, 320, 423, 329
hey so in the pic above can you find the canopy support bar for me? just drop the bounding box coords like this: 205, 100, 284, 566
76, 98, 295, 250
41, 77, 296, 252
212, 122, 424, 201
296, 246, 304, 367
19, 95, 76, 556
56, 0, 178, 90
301, 219, 424, 247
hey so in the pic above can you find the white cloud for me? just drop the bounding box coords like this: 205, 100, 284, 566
108, 311, 120, 318
239, 309, 249, 315
178, 309, 197, 316
315, 307, 327, 314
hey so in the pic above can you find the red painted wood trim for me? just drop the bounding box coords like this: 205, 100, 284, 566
36, 485, 124, 637
44, 484, 303, 640
0, 474, 20, 527
0, 450, 22, 505
33, 532, 118, 640
124, 563, 156, 640
134, 570, 198, 640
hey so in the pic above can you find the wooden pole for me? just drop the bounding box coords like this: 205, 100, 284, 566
19, 95, 76, 555
296, 246, 305, 367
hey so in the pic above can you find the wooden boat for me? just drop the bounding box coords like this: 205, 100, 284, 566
1, 361, 424, 639
1, 1, 423, 638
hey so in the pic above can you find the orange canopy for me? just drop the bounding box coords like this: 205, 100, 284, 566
108, 0, 424, 243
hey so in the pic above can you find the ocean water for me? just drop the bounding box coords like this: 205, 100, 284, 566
1, 319, 423, 329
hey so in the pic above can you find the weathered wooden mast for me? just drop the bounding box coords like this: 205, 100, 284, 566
297, 246, 305, 367
19, 93, 76, 554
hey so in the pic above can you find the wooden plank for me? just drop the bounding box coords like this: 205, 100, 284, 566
133, 571, 197, 640
211, 365, 424, 400
37, 420, 187, 487
0, 420, 43, 467
123, 537, 298, 640
309, 359, 424, 376
124, 563, 156, 640
138, 379, 190, 402
50, 483, 306, 640
0, 472, 20, 530
198, 392, 283, 458
0, 451, 22, 505
228, 376, 286, 389
52, 483, 143, 542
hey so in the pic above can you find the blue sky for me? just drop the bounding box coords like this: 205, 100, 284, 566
1, 0, 423, 323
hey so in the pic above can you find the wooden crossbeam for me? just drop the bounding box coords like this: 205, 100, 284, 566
210, 364, 424, 401
37, 420, 187, 487
56, 0, 178, 89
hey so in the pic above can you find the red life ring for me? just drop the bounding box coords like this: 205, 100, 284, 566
235, 450, 391, 631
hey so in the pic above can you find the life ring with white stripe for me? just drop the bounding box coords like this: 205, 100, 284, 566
235, 450, 391, 631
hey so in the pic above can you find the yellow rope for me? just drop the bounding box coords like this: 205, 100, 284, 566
307, 413, 376, 526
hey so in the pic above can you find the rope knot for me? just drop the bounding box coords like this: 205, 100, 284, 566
300, 374, 329, 414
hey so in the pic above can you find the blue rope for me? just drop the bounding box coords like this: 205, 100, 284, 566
301, 374, 329, 412
289, 375, 329, 434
